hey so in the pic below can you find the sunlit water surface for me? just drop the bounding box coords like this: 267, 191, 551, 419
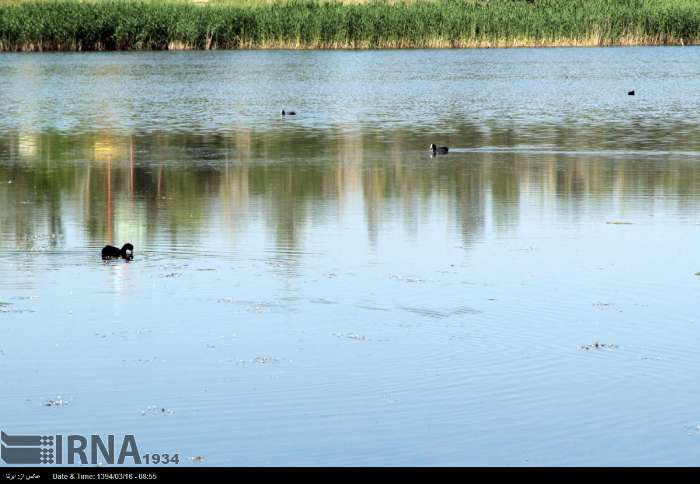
1, 48, 700, 466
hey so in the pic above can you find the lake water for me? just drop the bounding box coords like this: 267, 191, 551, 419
1, 47, 700, 466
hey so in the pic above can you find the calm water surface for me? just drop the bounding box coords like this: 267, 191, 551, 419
1, 48, 700, 466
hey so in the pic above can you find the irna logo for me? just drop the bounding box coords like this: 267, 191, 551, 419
1, 431, 142, 465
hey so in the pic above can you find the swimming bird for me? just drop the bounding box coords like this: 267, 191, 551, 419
628, 90, 635, 96
281, 109, 296, 116
429, 143, 449, 155
101, 243, 134, 261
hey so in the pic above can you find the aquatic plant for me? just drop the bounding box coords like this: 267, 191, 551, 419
0, 0, 699, 50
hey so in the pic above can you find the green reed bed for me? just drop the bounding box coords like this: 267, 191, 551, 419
0, 0, 699, 50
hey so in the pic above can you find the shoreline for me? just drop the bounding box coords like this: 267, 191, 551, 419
1, 39, 697, 52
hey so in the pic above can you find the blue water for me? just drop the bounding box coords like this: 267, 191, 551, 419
1, 48, 700, 466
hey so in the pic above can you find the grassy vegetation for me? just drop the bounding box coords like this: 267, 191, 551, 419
0, 0, 699, 50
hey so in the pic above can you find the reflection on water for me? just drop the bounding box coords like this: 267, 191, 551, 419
2, 49, 700, 466
4, 126, 700, 259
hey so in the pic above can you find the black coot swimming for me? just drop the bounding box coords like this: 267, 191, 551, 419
101, 243, 134, 260
281, 109, 296, 116
429, 143, 449, 155
628, 90, 635, 96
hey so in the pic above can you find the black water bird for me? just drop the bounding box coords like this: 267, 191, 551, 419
628, 90, 635, 96
281, 109, 296, 116
101, 243, 134, 261
429, 143, 449, 155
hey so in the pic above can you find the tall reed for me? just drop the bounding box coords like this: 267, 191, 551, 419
0, 0, 699, 51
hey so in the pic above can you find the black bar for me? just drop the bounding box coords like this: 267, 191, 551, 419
2, 467, 700, 482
